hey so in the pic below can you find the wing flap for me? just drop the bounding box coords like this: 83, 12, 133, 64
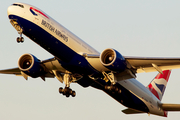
125, 56, 180, 73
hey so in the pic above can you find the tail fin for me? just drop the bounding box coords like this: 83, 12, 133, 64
147, 70, 171, 101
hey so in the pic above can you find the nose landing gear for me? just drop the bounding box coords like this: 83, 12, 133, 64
17, 36, 24, 43
17, 32, 24, 43
9, 19, 24, 43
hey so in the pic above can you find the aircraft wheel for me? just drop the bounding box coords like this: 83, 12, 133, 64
114, 86, 119, 92
17, 37, 20, 43
59, 87, 63, 93
72, 91, 76, 97
64, 87, 69, 93
105, 85, 108, 90
105, 85, 110, 91
17, 37, 24, 43
20, 37, 24, 42
59, 87, 76, 97
118, 89, 121, 94
110, 85, 115, 91
66, 94, 70, 97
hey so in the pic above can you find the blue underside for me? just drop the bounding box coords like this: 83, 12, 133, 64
9, 15, 149, 113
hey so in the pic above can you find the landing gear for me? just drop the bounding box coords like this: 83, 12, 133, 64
17, 29, 24, 43
9, 19, 25, 43
58, 73, 76, 97
17, 37, 24, 43
59, 87, 76, 97
102, 71, 121, 94
105, 84, 121, 94
102, 71, 116, 85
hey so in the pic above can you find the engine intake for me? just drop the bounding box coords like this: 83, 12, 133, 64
18, 54, 44, 78
100, 48, 126, 72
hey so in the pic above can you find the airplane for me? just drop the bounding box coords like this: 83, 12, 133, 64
2, 2, 180, 117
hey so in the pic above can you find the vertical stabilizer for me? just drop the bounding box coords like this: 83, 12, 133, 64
147, 70, 171, 101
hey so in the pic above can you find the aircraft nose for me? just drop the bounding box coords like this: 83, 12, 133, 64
7, 6, 13, 17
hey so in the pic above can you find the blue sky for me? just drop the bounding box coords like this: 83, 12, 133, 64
0, 0, 180, 119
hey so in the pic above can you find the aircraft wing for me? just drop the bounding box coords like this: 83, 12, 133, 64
0, 67, 21, 75
0, 57, 67, 80
125, 56, 180, 73
86, 54, 180, 74
2, 56, 180, 78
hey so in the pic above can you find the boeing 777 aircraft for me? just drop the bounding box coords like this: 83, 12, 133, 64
2, 3, 180, 117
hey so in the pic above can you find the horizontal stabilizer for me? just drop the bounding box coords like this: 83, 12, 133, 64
160, 103, 180, 111
122, 108, 145, 114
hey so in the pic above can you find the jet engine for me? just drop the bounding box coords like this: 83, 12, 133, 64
18, 54, 45, 78
100, 48, 127, 72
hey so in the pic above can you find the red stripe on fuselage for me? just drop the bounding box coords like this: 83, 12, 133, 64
30, 7, 49, 19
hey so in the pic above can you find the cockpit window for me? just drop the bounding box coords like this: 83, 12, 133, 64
12, 4, 24, 8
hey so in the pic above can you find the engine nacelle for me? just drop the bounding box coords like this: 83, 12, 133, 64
100, 48, 126, 72
18, 54, 44, 78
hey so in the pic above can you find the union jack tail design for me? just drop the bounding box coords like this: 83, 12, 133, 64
147, 70, 171, 101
